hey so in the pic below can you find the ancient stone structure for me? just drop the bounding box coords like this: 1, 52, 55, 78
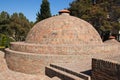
0, 10, 119, 80
92, 58, 120, 80
26, 10, 102, 45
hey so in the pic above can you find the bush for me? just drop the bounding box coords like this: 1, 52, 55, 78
0, 34, 14, 48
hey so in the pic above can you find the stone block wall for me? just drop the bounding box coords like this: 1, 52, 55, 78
5, 48, 90, 75
10, 42, 119, 55
92, 58, 120, 80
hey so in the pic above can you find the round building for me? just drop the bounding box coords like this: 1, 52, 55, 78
5, 10, 115, 74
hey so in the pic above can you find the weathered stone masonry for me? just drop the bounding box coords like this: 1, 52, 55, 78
92, 58, 120, 80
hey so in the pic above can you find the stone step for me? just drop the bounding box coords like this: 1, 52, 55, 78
46, 66, 84, 80
50, 64, 90, 80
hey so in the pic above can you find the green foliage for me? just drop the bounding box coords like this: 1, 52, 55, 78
0, 11, 11, 35
68, 0, 120, 34
0, 11, 33, 42
36, 0, 51, 22
0, 34, 14, 47
10, 13, 31, 41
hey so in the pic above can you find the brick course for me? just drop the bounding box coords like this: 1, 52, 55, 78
92, 58, 120, 80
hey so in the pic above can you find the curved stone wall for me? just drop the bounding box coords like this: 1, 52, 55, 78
5, 44, 119, 74
10, 42, 119, 55
5, 48, 89, 74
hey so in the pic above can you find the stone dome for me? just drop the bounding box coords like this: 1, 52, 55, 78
26, 10, 102, 44
6, 10, 119, 75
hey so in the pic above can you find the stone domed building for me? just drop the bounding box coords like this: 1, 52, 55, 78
0, 10, 120, 80
26, 10, 102, 45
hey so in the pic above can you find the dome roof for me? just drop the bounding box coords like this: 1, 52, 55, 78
104, 39, 120, 45
26, 11, 102, 44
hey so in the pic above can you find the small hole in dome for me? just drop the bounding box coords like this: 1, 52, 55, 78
52, 32, 57, 35
90, 39, 93, 41
43, 35, 47, 38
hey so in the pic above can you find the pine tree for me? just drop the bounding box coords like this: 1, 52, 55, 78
0, 11, 10, 35
36, 0, 51, 22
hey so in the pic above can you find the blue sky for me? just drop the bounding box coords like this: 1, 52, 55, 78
0, 0, 73, 22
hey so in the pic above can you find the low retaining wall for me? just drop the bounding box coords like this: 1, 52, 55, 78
5, 48, 89, 75
92, 58, 120, 80
50, 64, 91, 80
46, 66, 82, 80
10, 42, 119, 55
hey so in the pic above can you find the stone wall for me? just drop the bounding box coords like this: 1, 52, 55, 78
92, 58, 120, 80
5, 48, 90, 75
10, 42, 119, 55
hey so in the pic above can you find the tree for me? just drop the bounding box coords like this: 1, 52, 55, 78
36, 0, 51, 22
10, 13, 31, 41
0, 11, 33, 47
68, 0, 120, 41
0, 11, 32, 41
69, 0, 110, 31
0, 11, 11, 35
